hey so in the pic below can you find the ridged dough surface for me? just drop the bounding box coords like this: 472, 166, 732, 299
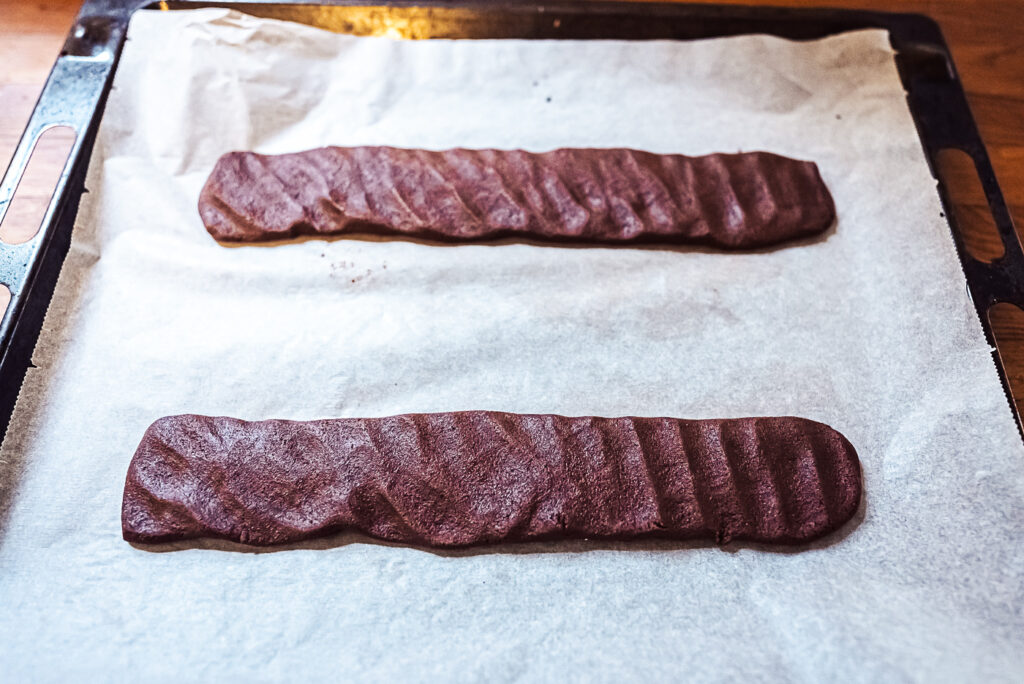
198, 147, 835, 248
122, 412, 861, 548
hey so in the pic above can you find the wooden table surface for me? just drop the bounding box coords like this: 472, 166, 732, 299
2, 0, 1023, 410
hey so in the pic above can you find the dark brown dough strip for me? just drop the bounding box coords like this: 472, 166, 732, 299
122, 413, 861, 548
198, 147, 836, 248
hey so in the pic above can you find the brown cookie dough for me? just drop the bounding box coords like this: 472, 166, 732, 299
122, 412, 861, 548
198, 147, 835, 248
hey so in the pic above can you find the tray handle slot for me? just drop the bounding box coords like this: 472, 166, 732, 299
905, 74, 1024, 309
934, 148, 1005, 263
934, 144, 1024, 310
0, 126, 78, 246
0, 46, 126, 444
0, 5, 129, 439
0, 56, 115, 344
896, 32, 1024, 434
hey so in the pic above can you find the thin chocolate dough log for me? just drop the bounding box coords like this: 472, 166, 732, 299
122, 413, 861, 548
198, 147, 836, 249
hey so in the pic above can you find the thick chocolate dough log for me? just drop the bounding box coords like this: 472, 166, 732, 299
122, 413, 861, 548
198, 147, 835, 248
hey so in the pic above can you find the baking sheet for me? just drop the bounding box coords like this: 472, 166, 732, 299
2, 7, 1023, 681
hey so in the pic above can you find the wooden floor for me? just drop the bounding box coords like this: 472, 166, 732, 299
2, 0, 1023, 411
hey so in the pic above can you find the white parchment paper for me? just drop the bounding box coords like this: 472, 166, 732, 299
2, 8, 1022, 681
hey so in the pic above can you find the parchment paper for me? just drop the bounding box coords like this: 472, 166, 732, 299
2, 8, 1022, 681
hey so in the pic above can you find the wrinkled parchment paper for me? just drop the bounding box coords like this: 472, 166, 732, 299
2, 8, 1022, 681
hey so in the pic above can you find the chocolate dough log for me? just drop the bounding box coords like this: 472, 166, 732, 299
122, 413, 861, 548
198, 147, 835, 248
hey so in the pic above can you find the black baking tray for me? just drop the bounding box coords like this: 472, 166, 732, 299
1, 1, 1021, 441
